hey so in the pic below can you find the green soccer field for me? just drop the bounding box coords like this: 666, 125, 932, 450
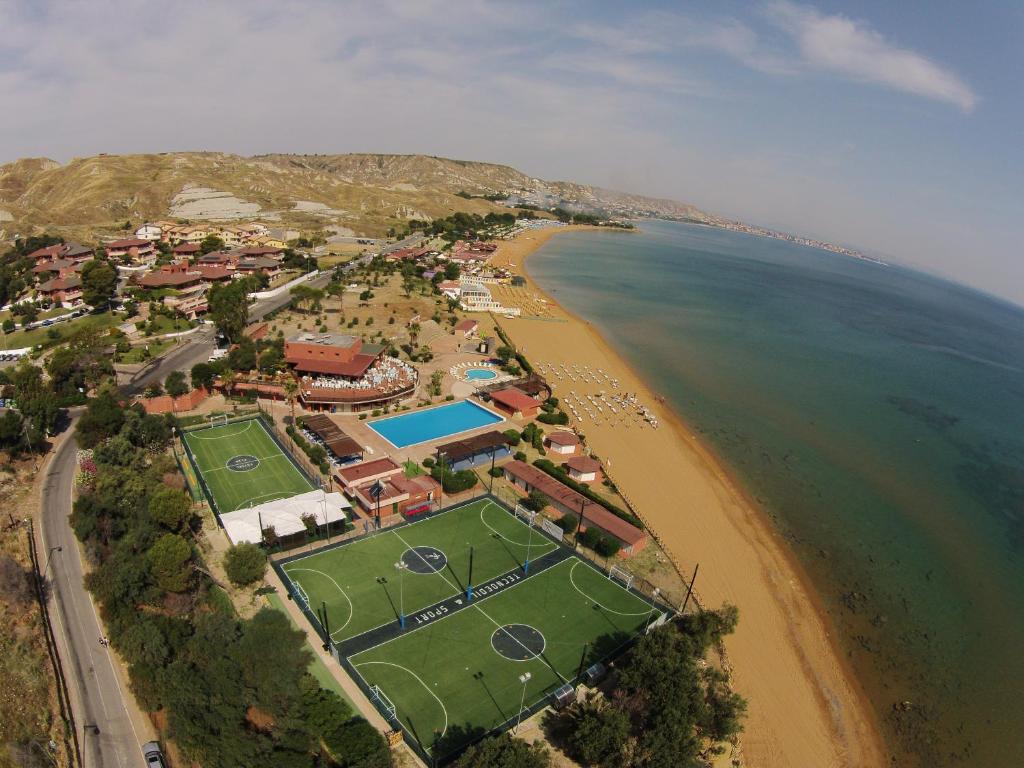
281, 498, 559, 642
351, 556, 654, 758
182, 418, 315, 513
277, 498, 658, 759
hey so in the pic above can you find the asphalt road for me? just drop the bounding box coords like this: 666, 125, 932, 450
40, 418, 143, 768
41, 266, 353, 767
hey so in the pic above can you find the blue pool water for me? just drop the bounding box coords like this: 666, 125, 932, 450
368, 400, 504, 448
465, 368, 498, 381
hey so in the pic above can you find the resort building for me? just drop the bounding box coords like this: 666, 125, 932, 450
300, 414, 364, 463
455, 318, 479, 338
36, 275, 83, 306
545, 431, 580, 456
172, 243, 202, 258
565, 455, 602, 484
336, 457, 439, 518
286, 333, 417, 412
27, 242, 94, 263
105, 238, 156, 260
137, 262, 206, 290
135, 223, 164, 241
436, 431, 510, 471
458, 278, 521, 315
501, 460, 648, 556
487, 387, 543, 419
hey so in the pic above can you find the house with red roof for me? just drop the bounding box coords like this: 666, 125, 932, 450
454, 318, 479, 338
545, 431, 580, 456
566, 455, 602, 484
37, 275, 83, 305
487, 387, 542, 419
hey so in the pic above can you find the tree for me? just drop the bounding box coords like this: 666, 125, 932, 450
524, 489, 549, 512
80, 259, 118, 308
165, 370, 189, 397
190, 362, 217, 390
149, 486, 193, 531
223, 543, 267, 587
283, 377, 299, 425
444, 262, 460, 281
199, 234, 224, 254
208, 279, 253, 343
147, 534, 192, 593
564, 695, 630, 767
453, 733, 550, 768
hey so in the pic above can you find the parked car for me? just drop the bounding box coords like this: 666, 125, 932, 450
142, 741, 166, 768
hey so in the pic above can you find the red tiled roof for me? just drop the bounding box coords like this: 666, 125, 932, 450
566, 456, 601, 474
237, 246, 284, 256
455, 319, 478, 331
106, 238, 150, 249
28, 244, 64, 260
139, 270, 204, 288
193, 264, 234, 281
338, 457, 402, 485
489, 387, 542, 412
172, 243, 201, 254
546, 431, 580, 446
38, 275, 82, 292
502, 461, 646, 546
293, 352, 377, 377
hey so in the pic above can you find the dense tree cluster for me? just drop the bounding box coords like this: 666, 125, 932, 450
71, 390, 391, 767
554, 613, 746, 768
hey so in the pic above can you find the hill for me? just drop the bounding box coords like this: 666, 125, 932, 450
0, 152, 715, 240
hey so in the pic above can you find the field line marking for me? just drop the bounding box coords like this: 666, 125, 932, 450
184, 421, 254, 440
353, 660, 448, 741
568, 561, 653, 616
392, 529, 562, 676
229, 490, 299, 511
286, 568, 355, 635
479, 500, 556, 550
200, 453, 287, 474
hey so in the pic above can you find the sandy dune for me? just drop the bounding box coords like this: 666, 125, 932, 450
496, 228, 888, 768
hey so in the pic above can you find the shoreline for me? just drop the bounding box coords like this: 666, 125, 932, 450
494, 225, 890, 767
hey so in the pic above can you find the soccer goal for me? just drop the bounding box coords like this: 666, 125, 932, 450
514, 503, 537, 526
293, 582, 310, 612
209, 413, 229, 427
370, 685, 398, 723
608, 564, 635, 590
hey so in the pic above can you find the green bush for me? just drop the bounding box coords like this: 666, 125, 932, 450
556, 513, 578, 534
594, 536, 621, 558
223, 543, 267, 586
422, 456, 435, 468
514, 451, 527, 462
503, 429, 521, 446
577, 526, 601, 549
537, 410, 569, 425
488, 466, 503, 478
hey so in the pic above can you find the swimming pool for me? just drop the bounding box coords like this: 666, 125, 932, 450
465, 367, 498, 381
368, 399, 504, 448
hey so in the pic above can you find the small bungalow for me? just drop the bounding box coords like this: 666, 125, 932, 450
106, 238, 156, 260
454, 318, 479, 338
545, 431, 580, 456
565, 455, 602, 484
488, 387, 542, 419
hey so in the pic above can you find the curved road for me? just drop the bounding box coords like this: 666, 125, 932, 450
40, 417, 142, 768
40, 268, 341, 767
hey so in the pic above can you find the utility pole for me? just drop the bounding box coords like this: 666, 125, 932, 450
514, 672, 532, 734
681, 563, 699, 614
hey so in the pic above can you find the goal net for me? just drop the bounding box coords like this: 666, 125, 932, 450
514, 504, 537, 526
209, 413, 229, 427
370, 685, 398, 723
608, 564, 635, 590
293, 582, 310, 611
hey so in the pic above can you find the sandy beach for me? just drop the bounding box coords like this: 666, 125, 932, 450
494, 227, 889, 768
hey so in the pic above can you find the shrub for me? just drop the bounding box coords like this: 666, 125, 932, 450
556, 513, 578, 534
594, 536, 621, 558
577, 526, 601, 549
223, 543, 267, 586
422, 456, 435, 468
488, 466, 503, 478
503, 429, 521, 447
514, 451, 527, 462
444, 394, 455, 401
537, 411, 569, 425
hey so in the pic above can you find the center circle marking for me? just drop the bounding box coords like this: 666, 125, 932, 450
401, 546, 448, 574
491, 624, 545, 661
226, 454, 260, 472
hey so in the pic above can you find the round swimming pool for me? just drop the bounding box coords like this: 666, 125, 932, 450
465, 368, 498, 381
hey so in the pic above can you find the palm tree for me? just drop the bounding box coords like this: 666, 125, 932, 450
283, 377, 299, 426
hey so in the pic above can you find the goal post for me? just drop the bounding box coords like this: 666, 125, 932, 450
370, 685, 398, 723
514, 503, 537, 526
209, 413, 229, 427
608, 564, 635, 590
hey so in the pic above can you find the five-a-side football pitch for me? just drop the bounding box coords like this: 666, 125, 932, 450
181, 418, 315, 513
278, 498, 658, 758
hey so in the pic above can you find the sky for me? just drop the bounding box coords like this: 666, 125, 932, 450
1, 0, 1022, 302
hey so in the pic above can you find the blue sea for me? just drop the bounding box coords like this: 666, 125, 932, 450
527, 220, 1024, 767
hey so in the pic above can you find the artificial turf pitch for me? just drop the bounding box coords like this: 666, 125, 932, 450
279, 498, 656, 758
182, 418, 315, 513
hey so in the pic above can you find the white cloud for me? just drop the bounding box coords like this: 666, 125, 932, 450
766, 1, 977, 112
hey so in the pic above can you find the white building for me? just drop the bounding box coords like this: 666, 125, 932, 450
135, 223, 164, 241
458, 279, 521, 316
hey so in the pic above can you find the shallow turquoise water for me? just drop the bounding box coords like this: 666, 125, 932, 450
465, 367, 498, 381
528, 220, 1024, 767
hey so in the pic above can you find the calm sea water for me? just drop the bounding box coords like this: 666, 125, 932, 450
528, 220, 1024, 767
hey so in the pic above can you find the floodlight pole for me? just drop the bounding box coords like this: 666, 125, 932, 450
514, 672, 532, 734
576, 642, 589, 682
574, 496, 586, 551
436, 448, 446, 510
321, 600, 331, 649
395, 561, 409, 629
524, 512, 534, 575
466, 545, 474, 601
489, 447, 496, 493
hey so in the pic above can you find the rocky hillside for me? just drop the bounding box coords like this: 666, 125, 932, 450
0, 152, 715, 239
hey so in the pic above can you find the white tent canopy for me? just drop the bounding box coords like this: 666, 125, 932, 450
220, 489, 351, 545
